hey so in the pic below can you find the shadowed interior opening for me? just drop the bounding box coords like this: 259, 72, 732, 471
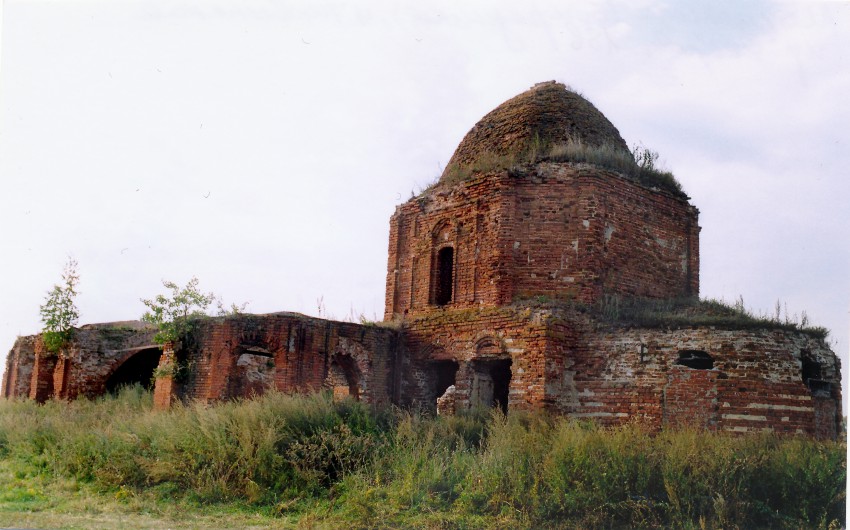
432, 360, 459, 399
434, 247, 454, 306
676, 350, 713, 370
105, 347, 161, 393
471, 358, 512, 413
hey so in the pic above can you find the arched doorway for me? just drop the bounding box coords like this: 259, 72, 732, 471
470, 358, 512, 413
105, 347, 162, 393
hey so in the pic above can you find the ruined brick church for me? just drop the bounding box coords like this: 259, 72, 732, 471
3, 82, 842, 439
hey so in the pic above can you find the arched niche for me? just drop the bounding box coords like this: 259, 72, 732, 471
327, 353, 362, 400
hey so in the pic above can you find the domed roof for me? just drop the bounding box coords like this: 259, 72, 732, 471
441, 81, 629, 182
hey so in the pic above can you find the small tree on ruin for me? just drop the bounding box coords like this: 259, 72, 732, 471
141, 277, 216, 345
39, 258, 80, 353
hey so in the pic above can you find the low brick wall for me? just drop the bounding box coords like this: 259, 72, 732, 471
167, 313, 399, 406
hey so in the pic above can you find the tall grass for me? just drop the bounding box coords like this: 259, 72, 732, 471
0, 388, 844, 528
590, 294, 830, 339
437, 137, 686, 199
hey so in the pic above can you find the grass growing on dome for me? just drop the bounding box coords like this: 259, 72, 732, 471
434, 136, 687, 198
548, 139, 686, 198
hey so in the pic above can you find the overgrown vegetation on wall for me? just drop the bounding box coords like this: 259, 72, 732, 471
438, 137, 685, 198
517, 294, 830, 339
141, 277, 247, 345
590, 295, 831, 339
0, 389, 843, 529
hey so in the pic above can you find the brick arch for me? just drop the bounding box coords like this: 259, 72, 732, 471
467, 334, 512, 413
473, 334, 508, 359
327, 353, 362, 400
431, 218, 456, 245
104, 346, 163, 393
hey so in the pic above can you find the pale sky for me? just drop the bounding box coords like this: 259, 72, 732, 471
1, 1, 848, 411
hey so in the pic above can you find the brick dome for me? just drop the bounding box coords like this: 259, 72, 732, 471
441, 81, 629, 181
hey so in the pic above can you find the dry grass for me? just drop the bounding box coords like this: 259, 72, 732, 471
433, 137, 686, 198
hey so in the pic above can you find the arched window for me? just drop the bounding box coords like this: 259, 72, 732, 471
433, 246, 454, 306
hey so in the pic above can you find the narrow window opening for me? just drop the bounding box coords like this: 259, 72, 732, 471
434, 247, 454, 306
676, 350, 713, 370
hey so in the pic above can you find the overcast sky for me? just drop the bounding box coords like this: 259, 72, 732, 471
1, 1, 847, 410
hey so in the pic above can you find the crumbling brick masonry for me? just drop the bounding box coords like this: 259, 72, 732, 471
3, 81, 841, 439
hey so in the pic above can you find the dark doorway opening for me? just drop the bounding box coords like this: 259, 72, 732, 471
471, 359, 512, 413
432, 360, 459, 399
676, 350, 714, 370
105, 348, 161, 393
434, 247, 454, 306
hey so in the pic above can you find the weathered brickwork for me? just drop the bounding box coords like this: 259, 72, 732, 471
385, 165, 698, 319
3, 322, 158, 402
541, 315, 841, 439
2, 81, 842, 439
399, 307, 549, 413
2, 335, 35, 399
157, 313, 399, 407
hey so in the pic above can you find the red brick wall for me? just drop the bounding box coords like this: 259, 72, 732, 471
404, 307, 842, 439
551, 319, 841, 439
2, 335, 35, 398
5, 325, 160, 401
385, 176, 512, 319
506, 164, 699, 302
384, 162, 699, 320
175, 314, 399, 406
401, 307, 550, 412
